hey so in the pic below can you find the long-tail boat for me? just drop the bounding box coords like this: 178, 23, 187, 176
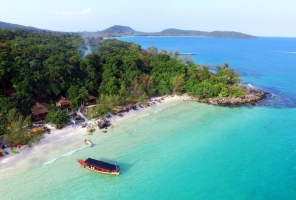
77, 158, 120, 175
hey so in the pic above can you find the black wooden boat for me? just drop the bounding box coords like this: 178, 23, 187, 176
77, 158, 120, 175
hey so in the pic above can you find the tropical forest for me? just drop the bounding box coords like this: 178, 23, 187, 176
0, 29, 246, 144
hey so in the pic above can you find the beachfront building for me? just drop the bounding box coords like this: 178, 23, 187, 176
31, 102, 49, 121
55, 96, 71, 110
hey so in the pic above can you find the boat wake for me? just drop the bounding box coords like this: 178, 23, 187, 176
270, 93, 277, 98
43, 146, 87, 166
135, 113, 150, 120
43, 158, 57, 165
275, 51, 296, 55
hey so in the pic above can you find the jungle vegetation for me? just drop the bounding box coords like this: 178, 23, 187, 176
0, 29, 246, 143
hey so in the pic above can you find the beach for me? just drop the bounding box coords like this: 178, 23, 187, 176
0, 95, 186, 182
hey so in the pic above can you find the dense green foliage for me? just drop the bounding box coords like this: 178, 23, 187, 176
0, 20, 41, 31
0, 30, 85, 114
45, 109, 70, 128
0, 29, 246, 138
2, 108, 39, 146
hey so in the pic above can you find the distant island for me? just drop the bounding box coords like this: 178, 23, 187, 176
0, 21, 257, 39
0, 21, 42, 31
93, 25, 258, 39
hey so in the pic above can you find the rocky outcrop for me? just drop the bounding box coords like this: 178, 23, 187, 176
208, 90, 268, 106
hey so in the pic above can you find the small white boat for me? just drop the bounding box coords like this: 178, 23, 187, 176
84, 139, 92, 147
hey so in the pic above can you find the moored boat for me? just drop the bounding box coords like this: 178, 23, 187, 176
77, 158, 120, 175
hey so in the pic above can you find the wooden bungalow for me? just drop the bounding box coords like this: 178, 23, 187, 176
31, 102, 49, 121
56, 96, 71, 110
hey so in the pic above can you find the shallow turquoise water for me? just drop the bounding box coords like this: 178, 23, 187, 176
1, 102, 296, 199
1, 37, 296, 199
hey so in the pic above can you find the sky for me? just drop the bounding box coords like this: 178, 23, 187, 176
0, 0, 295, 37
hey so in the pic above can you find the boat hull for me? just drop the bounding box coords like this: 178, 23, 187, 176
77, 159, 120, 176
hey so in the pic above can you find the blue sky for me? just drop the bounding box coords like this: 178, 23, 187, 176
0, 0, 295, 37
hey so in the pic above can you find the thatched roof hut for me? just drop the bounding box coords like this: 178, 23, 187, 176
56, 96, 70, 109
31, 103, 49, 121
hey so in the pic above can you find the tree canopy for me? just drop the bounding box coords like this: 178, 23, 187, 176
0, 29, 246, 136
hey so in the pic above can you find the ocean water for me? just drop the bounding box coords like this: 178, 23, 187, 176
119, 37, 296, 107
1, 37, 296, 200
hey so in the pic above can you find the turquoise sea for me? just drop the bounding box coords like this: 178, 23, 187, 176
1, 37, 296, 200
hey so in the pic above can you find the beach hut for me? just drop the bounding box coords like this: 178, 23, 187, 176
31, 102, 49, 121
56, 96, 71, 110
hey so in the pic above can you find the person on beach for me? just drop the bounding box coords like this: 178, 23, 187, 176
71, 120, 76, 129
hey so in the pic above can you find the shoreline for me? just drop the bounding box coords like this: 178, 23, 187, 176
0, 90, 268, 181
0, 95, 187, 181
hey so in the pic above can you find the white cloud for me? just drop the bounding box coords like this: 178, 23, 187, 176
59, 8, 91, 16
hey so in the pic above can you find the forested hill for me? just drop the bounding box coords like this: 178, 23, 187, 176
98, 25, 137, 35
0, 21, 42, 31
0, 21, 257, 38
0, 29, 251, 139
96, 25, 257, 39
0, 29, 246, 117
157, 29, 257, 39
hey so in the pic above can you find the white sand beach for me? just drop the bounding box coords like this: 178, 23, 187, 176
0, 95, 190, 181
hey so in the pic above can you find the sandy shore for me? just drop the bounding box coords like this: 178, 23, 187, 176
0, 95, 190, 181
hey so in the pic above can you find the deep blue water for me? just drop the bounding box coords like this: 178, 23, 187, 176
1, 37, 296, 200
